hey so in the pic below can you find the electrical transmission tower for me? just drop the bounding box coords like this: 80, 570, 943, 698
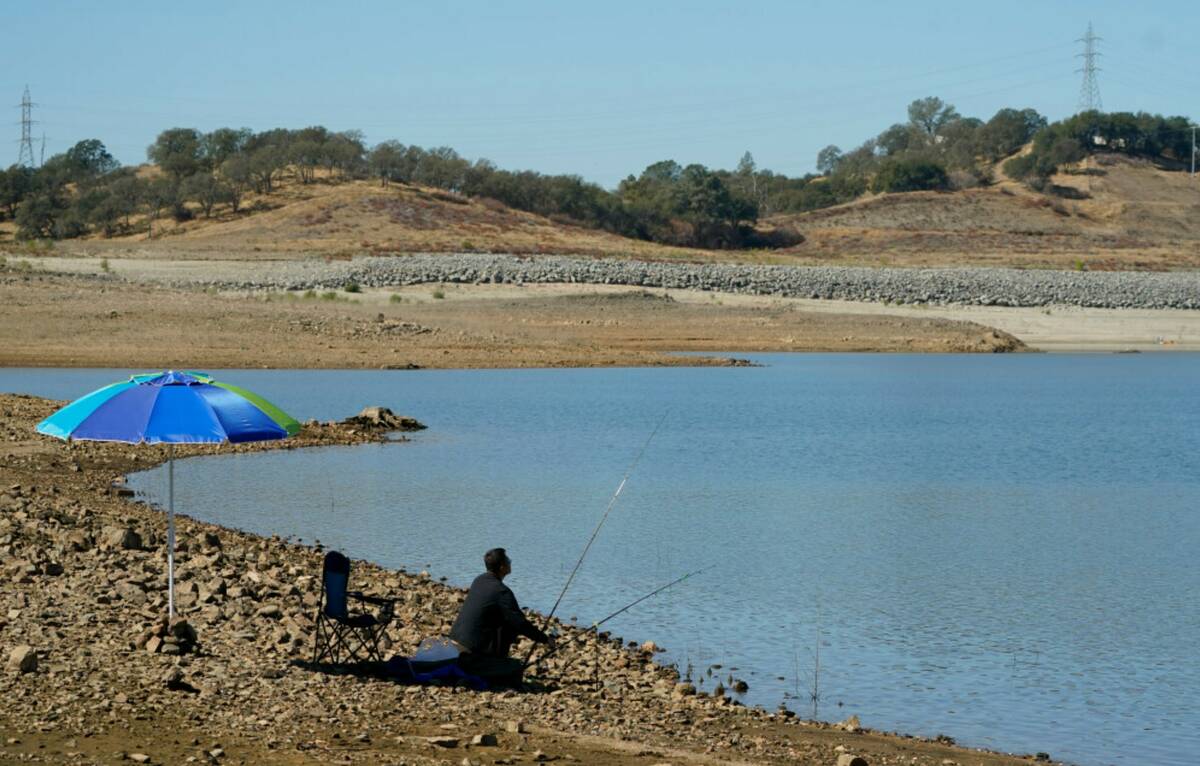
1076, 22, 1102, 113
16, 85, 37, 167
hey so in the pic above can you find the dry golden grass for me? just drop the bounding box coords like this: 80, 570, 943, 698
768, 154, 1200, 269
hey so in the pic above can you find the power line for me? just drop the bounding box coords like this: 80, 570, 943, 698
16, 85, 37, 167
1076, 22, 1103, 113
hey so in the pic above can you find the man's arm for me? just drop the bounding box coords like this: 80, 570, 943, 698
497, 588, 549, 644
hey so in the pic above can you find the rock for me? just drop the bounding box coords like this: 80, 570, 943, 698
201, 531, 222, 549
169, 618, 198, 643
427, 736, 458, 748
732, 679, 749, 693
640, 640, 661, 653
7, 645, 37, 673
101, 526, 142, 550
208, 748, 224, 759
470, 733, 498, 746
145, 636, 163, 654
673, 682, 696, 697
342, 406, 426, 431
836, 755, 869, 766
129, 755, 151, 764
838, 714, 861, 733
504, 720, 526, 734
256, 604, 282, 619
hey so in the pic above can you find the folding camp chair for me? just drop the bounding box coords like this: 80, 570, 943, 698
312, 550, 397, 664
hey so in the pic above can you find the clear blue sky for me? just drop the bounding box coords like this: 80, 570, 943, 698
4, 0, 1194, 187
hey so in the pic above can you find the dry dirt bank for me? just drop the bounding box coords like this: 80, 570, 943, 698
0, 393, 1054, 765
0, 269, 1022, 370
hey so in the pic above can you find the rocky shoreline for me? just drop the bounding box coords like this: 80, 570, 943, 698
1, 393, 1053, 766
177, 253, 1200, 310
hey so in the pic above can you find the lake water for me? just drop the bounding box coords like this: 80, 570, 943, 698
5, 356, 1199, 766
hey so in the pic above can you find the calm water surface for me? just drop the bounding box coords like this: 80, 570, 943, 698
5, 356, 1199, 766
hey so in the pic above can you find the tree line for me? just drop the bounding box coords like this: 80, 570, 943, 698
0, 101, 1192, 247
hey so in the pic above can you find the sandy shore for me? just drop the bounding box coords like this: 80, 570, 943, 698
0, 393, 1052, 765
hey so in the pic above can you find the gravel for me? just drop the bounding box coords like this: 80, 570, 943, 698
180, 253, 1200, 310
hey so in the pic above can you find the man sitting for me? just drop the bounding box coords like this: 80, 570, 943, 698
449, 547, 551, 687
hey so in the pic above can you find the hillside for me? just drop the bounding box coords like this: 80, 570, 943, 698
83, 175, 706, 261
769, 154, 1200, 269
11, 154, 1199, 270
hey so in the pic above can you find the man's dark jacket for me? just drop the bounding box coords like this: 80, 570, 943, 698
449, 572, 549, 657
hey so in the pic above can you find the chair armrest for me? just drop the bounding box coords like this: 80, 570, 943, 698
347, 591, 397, 606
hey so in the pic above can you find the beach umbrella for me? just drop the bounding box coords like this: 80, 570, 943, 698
36, 370, 300, 617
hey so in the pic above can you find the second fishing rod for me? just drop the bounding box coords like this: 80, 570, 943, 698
524, 411, 669, 669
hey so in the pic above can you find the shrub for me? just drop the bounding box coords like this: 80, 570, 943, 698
303, 289, 317, 299
321, 291, 338, 300
344, 281, 361, 293
871, 158, 949, 193
389, 293, 403, 303
431, 289, 445, 299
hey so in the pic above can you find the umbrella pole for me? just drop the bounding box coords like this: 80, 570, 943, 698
168, 445, 175, 619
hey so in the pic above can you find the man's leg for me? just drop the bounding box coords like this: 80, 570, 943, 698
457, 653, 525, 688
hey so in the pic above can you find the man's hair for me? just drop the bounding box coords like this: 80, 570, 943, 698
484, 548, 510, 574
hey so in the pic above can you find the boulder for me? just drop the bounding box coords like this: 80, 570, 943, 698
341, 406, 426, 431
836, 755, 869, 766
100, 526, 142, 550
6, 645, 37, 673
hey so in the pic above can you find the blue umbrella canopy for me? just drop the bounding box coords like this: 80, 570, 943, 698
36, 370, 300, 443
36, 371, 301, 618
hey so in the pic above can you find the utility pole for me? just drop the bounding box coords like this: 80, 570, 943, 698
39, 133, 46, 167
1076, 22, 1103, 114
16, 85, 37, 167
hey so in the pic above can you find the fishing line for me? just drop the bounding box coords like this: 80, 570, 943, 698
524, 565, 713, 671
543, 409, 669, 625
524, 409, 669, 667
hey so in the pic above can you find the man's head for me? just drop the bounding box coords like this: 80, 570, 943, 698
484, 547, 512, 579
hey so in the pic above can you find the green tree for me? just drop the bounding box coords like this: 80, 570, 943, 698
106, 175, 145, 229
368, 141, 406, 186
201, 128, 252, 168
0, 165, 35, 219
978, 108, 1046, 160
144, 177, 178, 236
63, 139, 119, 180
147, 128, 204, 179
248, 147, 286, 193
907, 97, 960, 138
290, 140, 323, 184
182, 173, 231, 217
816, 145, 843, 175
15, 193, 60, 239
85, 190, 124, 237
219, 155, 252, 212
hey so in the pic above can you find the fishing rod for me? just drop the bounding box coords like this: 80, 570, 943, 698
588, 565, 712, 631
524, 565, 712, 671
524, 411, 669, 668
